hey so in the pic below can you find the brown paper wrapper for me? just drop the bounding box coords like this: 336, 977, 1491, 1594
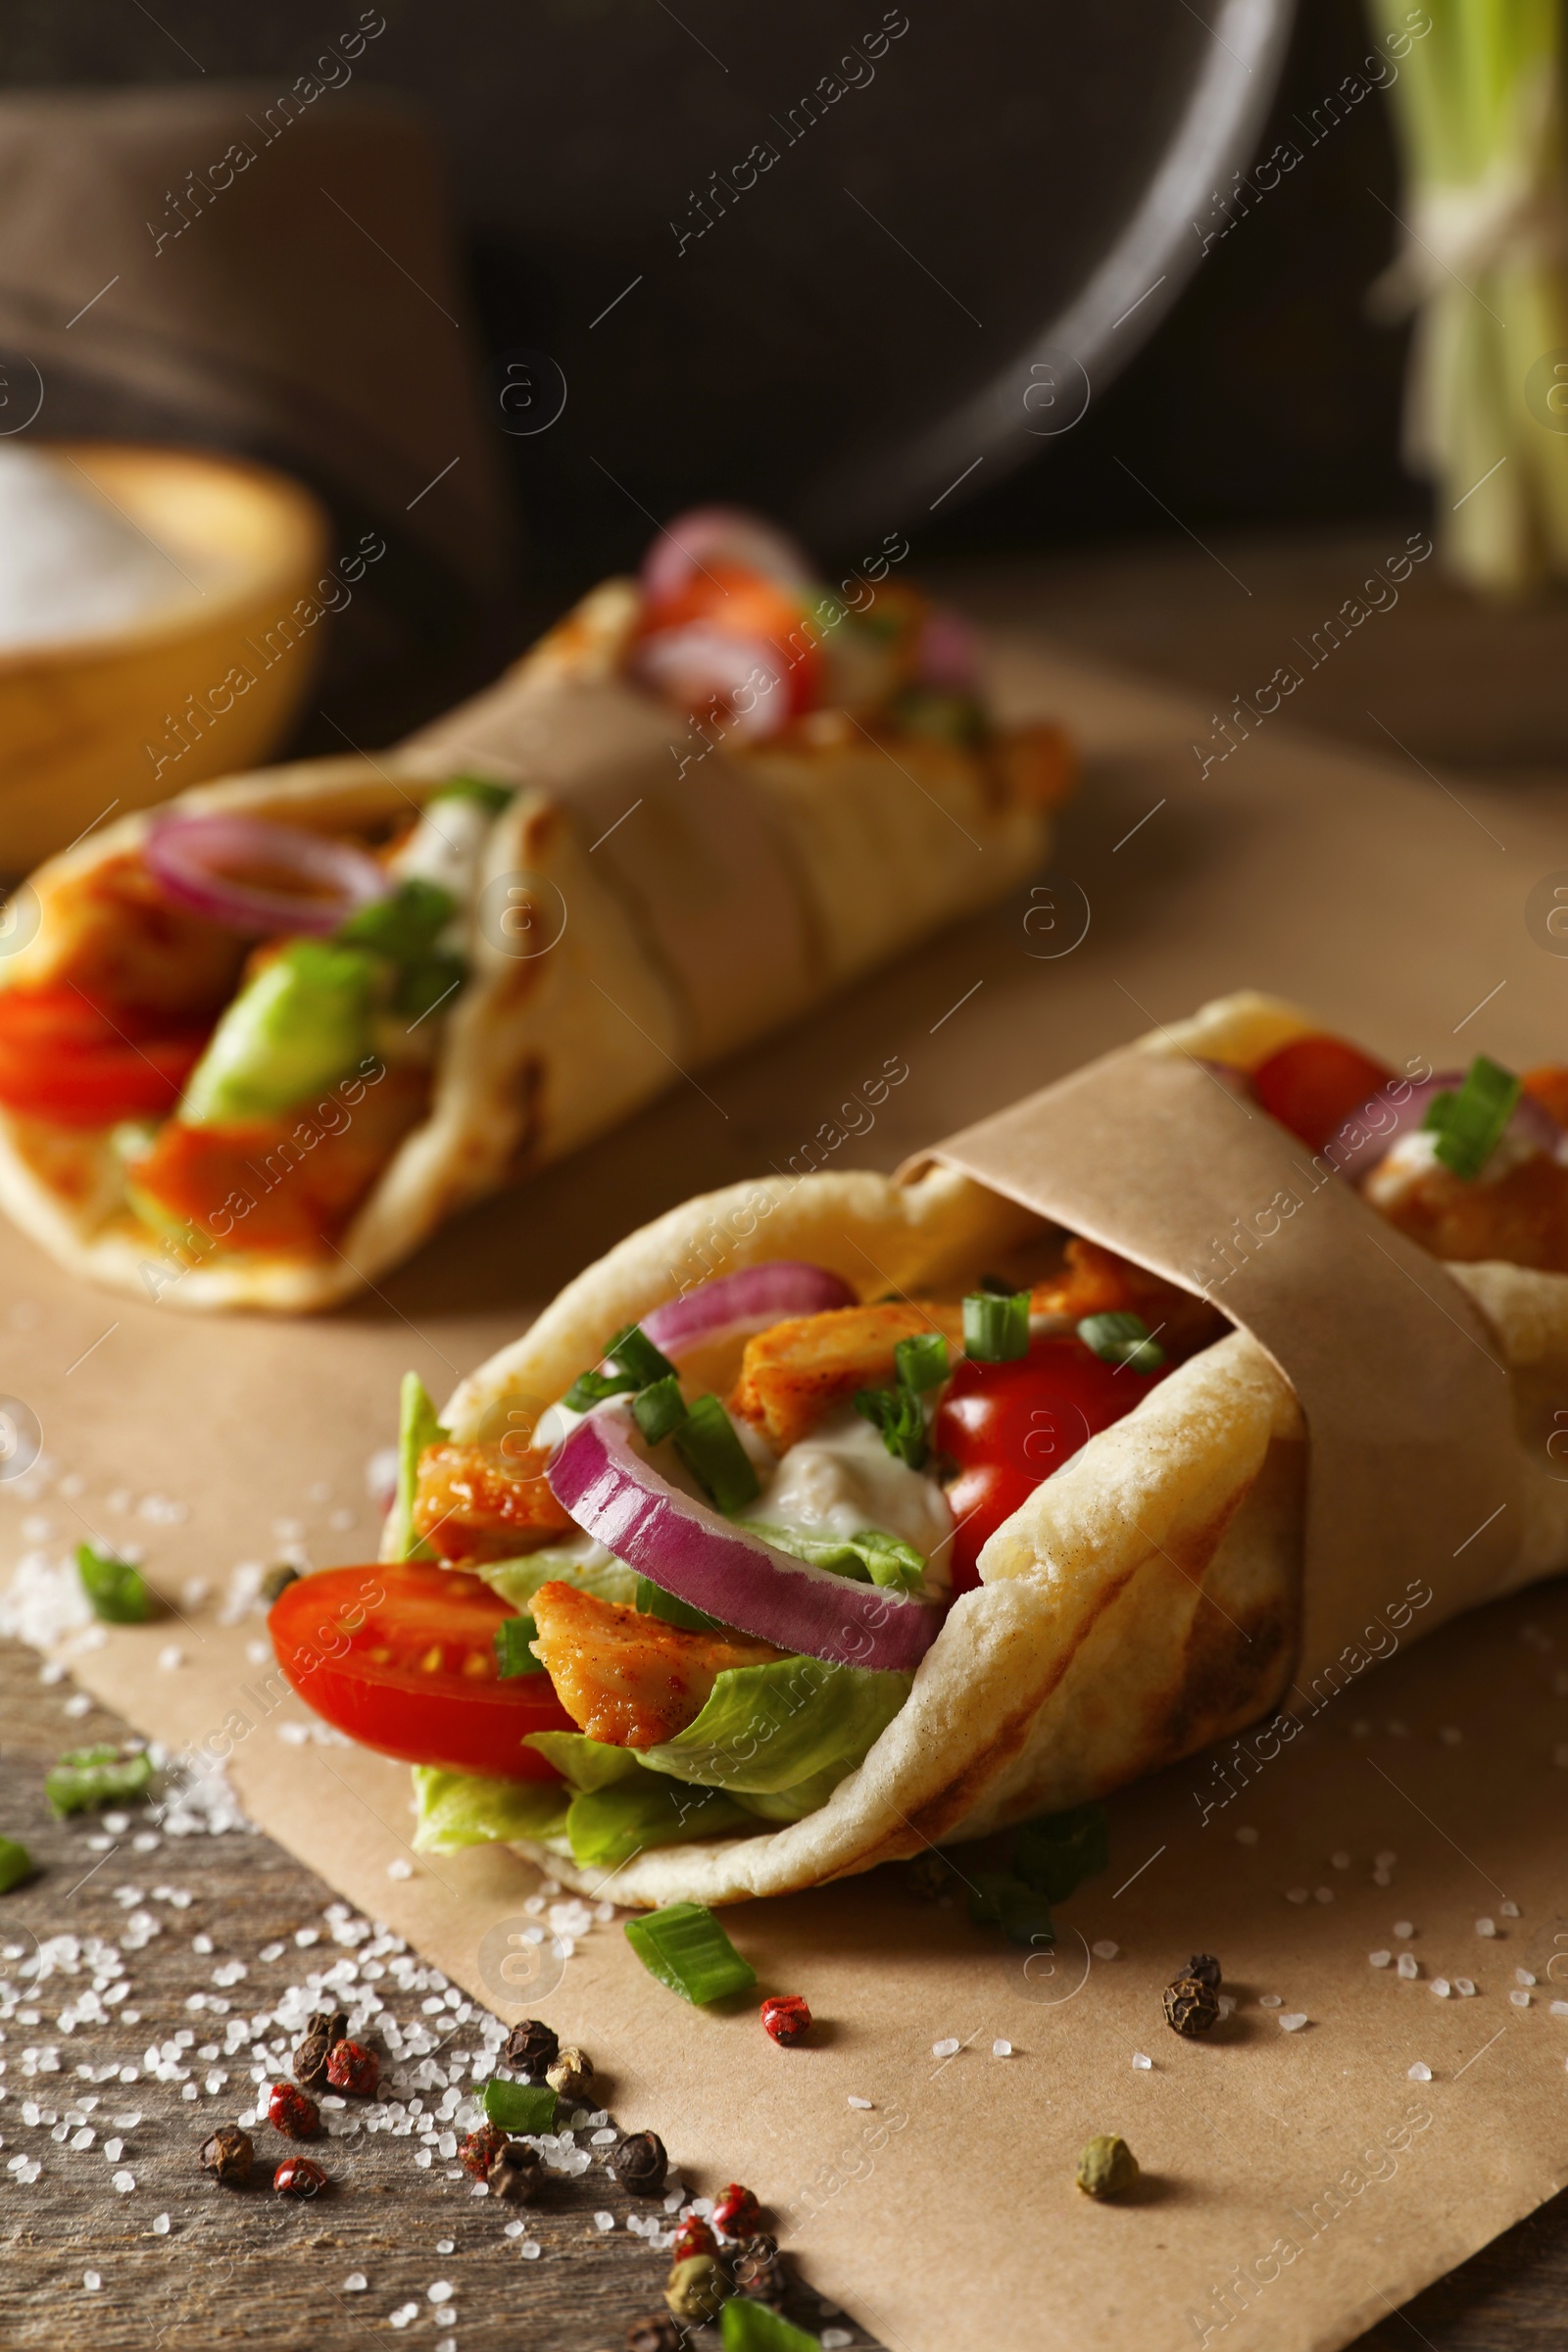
920, 1043, 1524, 1684
7, 635, 1568, 2352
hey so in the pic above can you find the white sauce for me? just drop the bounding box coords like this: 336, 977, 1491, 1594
1366, 1123, 1541, 1204
387, 791, 494, 904
749, 1402, 953, 1568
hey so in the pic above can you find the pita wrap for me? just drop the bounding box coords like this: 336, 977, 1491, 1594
0, 575, 1060, 1311
418, 991, 1568, 1906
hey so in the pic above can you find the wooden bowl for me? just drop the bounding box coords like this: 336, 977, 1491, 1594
0, 443, 330, 873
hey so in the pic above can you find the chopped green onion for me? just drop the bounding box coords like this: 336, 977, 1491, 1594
493, 1615, 545, 1677
968, 1869, 1055, 1948
721, 2302, 822, 2352
563, 1366, 638, 1412
1423, 1054, 1521, 1181
853, 1384, 928, 1470
393, 948, 465, 1021
635, 1577, 723, 1634
672, 1396, 760, 1514
46, 1744, 153, 1818
481, 2078, 558, 2133
632, 1373, 688, 1446
0, 1838, 32, 1894
1076, 1311, 1165, 1373
430, 774, 514, 813
894, 1331, 949, 1393
605, 1322, 678, 1390
74, 1542, 153, 1624
624, 1900, 758, 2005
393, 1372, 448, 1564
962, 1289, 1030, 1362
336, 876, 456, 963
1013, 1802, 1109, 1901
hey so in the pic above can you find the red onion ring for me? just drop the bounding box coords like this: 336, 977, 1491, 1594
547, 1402, 942, 1673
642, 506, 815, 606
630, 623, 795, 742
145, 814, 392, 938
642, 1261, 856, 1361
1324, 1071, 1564, 1184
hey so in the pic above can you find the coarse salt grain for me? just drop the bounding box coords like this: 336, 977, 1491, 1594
1370, 1951, 1393, 1969
343, 2274, 367, 2291
1091, 1940, 1118, 1960
1511, 1989, 1532, 2008
152, 2216, 170, 2234
992, 2039, 1012, 2057
1501, 1900, 1520, 1918
1258, 1994, 1282, 2008
1396, 1955, 1420, 1981
390, 2306, 419, 2330
113, 2170, 134, 2191
1132, 2052, 1152, 2070
1432, 1980, 1451, 1998
83, 2272, 101, 2290
593, 2212, 614, 2232
1394, 1921, 1414, 1940
1408, 2062, 1432, 2082
428, 2280, 454, 2302
1455, 1979, 1476, 1997
157, 1647, 183, 1671
1279, 2013, 1308, 2033
1516, 1968, 1536, 1986
387, 1860, 414, 1880
847, 2096, 872, 2109
1476, 1918, 1496, 1937
931, 2037, 959, 2058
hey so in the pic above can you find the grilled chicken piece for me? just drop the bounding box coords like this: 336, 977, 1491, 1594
413, 1441, 576, 1563
1364, 1147, 1568, 1270
14, 850, 246, 1016
729, 1299, 965, 1452
528, 1582, 782, 1748
1029, 1237, 1226, 1355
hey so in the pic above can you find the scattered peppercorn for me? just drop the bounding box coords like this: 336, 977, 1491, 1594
488, 2141, 545, 2204
260, 1562, 301, 1605
670, 2214, 719, 2264
1076, 2133, 1139, 2199
545, 2042, 594, 2102
460, 2121, 510, 2180
291, 2008, 349, 2088
711, 2180, 762, 2238
664, 2254, 727, 2325
1163, 1975, 1220, 2037
199, 2125, 254, 2186
504, 2017, 560, 2080
625, 2319, 683, 2352
612, 2130, 668, 2196
732, 2231, 789, 2305
324, 2038, 379, 2097
760, 1993, 811, 2047
273, 2155, 328, 2197
1187, 1952, 1222, 1989
904, 1851, 953, 1900
268, 2081, 319, 2138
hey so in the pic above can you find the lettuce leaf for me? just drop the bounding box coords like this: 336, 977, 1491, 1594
524, 1731, 642, 1791
637, 1655, 911, 1801
390, 1372, 447, 1562
739, 1521, 925, 1594
412, 1766, 569, 1852
564, 1778, 749, 1867
474, 1545, 638, 1612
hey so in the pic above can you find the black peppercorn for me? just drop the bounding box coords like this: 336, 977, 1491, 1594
1163, 1974, 1221, 2036
612, 2130, 668, 2195
292, 2008, 349, 2088
1187, 1952, 1222, 1989
504, 2017, 560, 2080
260, 1563, 300, 1605
732, 2230, 788, 2304
488, 2141, 545, 2204
199, 2124, 254, 2185
625, 2319, 683, 2352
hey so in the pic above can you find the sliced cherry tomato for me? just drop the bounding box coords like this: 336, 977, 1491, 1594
0, 985, 210, 1127
270, 1562, 573, 1780
935, 1336, 1171, 1595
1250, 1033, 1394, 1154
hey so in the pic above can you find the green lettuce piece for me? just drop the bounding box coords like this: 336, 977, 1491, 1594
412, 1765, 568, 1851
74, 1541, 153, 1624
1013, 1802, 1108, 1902
390, 1373, 448, 1563
474, 1546, 639, 1612
636, 1655, 910, 1799
722, 2297, 822, 2352
524, 1731, 641, 1792
564, 1777, 749, 1868
740, 1521, 925, 1594
635, 1574, 723, 1633
179, 939, 378, 1124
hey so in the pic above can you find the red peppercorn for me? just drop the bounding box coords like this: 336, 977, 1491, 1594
268, 2082, 319, 2139
669, 2215, 719, 2264
711, 2182, 762, 2238
760, 1993, 811, 2046
324, 2039, 379, 2097
460, 2121, 510, 2180
273, 2155, 327, 2197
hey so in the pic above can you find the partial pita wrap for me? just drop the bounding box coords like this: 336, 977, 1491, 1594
0, 582, 1054, 1310
438, 991, 1568, 1905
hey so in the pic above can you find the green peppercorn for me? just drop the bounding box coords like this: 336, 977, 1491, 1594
664, 2253, 727, 2324
1076, 2133, 1139, 2199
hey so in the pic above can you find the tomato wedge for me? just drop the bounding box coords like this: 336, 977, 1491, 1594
0, 985, 210, 1127
270, 1563, 572, 1780
935, 1336, 1170, 1596
1250, 1033, 1394, 1154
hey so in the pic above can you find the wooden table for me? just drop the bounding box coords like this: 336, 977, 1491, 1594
4, 528, 1567, 2349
